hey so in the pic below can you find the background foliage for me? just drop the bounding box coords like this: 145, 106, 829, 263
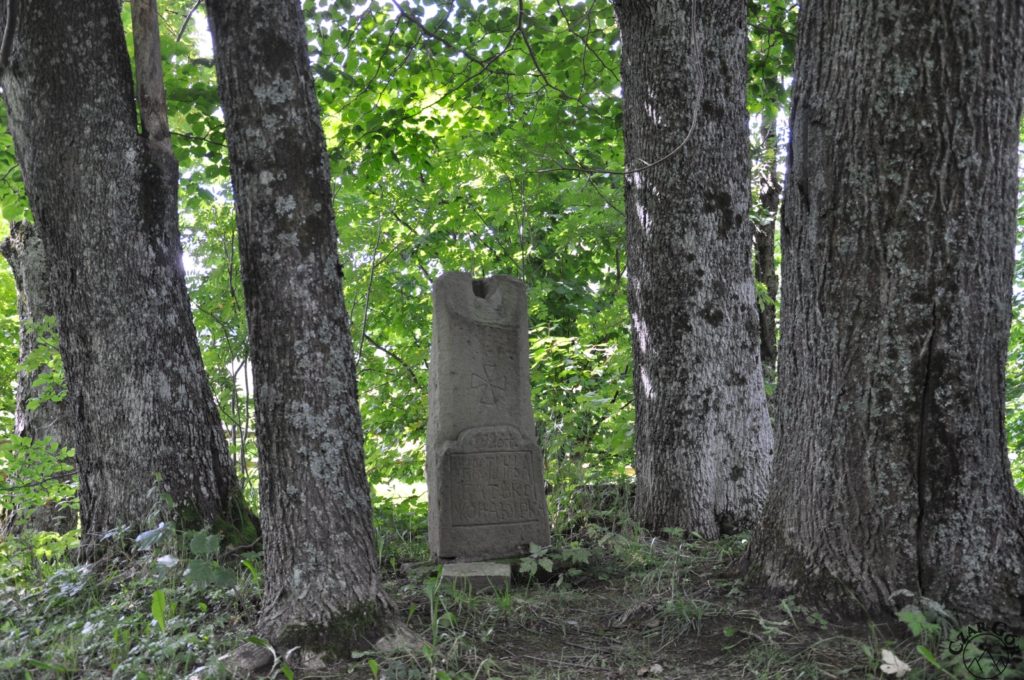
0, 2, 1020, 677
0, 0, 1019, 558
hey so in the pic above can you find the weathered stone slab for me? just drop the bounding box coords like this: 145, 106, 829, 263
427, 272, 550, 561
440, 561, 512, 593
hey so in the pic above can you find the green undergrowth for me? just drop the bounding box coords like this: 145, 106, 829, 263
0, 523, 261, 678
5, 494, 1019, 679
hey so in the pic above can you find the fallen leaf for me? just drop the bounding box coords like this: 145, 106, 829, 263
879, 649, 911, 677
637, 663, 665, 676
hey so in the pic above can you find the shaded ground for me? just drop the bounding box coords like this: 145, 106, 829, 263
1, 520, 1021, 678
339, 529, 1014, 679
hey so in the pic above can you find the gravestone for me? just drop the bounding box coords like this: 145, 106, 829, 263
427, 272, 550, 561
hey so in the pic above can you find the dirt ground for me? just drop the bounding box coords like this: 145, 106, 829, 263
330, 532, 947, 679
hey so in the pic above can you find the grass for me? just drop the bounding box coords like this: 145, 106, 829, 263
0, 525, 262, 678
0, 496, 1022, 679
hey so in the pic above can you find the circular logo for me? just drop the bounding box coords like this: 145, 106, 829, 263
959, 631, 1016, 679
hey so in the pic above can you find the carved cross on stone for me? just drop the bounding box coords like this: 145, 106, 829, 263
471, 363, 506, 405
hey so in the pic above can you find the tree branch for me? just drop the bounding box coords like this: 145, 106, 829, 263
355, 220, 385, 369
361, 332, 421, 384
516, 0, 577, 102
0, 0, 18, 73
175, 0, 201, 42
391, 1, 481, 65
131, 0, 172, 152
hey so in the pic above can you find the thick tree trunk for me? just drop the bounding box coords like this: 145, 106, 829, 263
615, 0, 773, 537
748, 1, 1024, 628
0, 0, 253, 553
753, 116, 780, 375
0, 221, 76, 534
206, 0, 392, 655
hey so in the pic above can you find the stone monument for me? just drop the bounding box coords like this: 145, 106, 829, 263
427, 272, 550, 561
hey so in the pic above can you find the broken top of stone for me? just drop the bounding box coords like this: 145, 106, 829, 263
427, 272, 550, 561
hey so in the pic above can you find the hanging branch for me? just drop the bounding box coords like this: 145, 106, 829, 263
391, 1, 478, 65
361, 332, 422, 384
516, 0, 578, 103
175, 0, 202, 42
355, 219, 385, 370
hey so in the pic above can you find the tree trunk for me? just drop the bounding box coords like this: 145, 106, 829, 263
0, 0, 254, 553
130, 0, 171, 153
615, 0, 773, 537
748, 1, 1024, 628
753, 115, 780, 375
206, 0, 392, 656
0, 221, 76, 535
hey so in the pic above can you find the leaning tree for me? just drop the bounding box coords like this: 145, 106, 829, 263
206, 0, 393, 657
749, 0, 1024, 627
0, 0, 253, 553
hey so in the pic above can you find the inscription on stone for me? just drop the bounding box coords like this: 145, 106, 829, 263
427, 272, 551, 561
461, 428, 518, 451
447, 451, 543, 526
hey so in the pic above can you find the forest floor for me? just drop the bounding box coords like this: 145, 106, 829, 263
358, 527, 1024, 680
370, 532, 892, 679
1, 508, 1021, 679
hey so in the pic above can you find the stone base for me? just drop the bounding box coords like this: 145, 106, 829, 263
440, 561, 511, 593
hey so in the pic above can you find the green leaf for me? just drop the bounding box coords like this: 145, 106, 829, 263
189, 532, 221, 557
915, 644, 947, 672
183, 559, 236, 588
1, 200, 20, 221
151, 589, 167, 632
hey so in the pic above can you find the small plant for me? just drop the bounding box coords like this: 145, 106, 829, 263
518, 541, 591, 584
494, 584, 512, 612
779, 595, 829, 630
518, 542, 555, 579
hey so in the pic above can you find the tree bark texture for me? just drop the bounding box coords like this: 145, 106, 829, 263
131, 0, 172, 152
748, 1, 1024, 627
615, 0, 773, 537
0, 221, 76, 534
0, 0, 252, 552
206, 0, 391, 654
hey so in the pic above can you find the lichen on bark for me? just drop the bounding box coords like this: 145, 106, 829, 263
0, 0, 253, 554
747, 0, 1024, 628
615, 0, 773, 537
206, 0, 394, 655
